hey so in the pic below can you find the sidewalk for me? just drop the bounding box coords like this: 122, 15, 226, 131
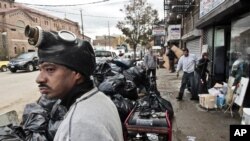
156, 68, 240, 141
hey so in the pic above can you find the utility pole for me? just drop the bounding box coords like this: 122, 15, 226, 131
104, 35, 106, 48
80, 9, 84, 39
108, 21, 111, 48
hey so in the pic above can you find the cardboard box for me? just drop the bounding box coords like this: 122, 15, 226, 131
199, 94, 217, 109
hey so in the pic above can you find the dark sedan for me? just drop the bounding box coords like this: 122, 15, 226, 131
8, 52, 39, 73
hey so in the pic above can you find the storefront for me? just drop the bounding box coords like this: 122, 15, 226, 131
196, 0, 250, 87
182, 29, 202, 58
230, 13, 250, 106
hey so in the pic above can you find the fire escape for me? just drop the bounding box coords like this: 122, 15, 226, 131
164, 0, 196, 24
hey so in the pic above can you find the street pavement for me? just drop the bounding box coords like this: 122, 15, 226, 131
0, 70, 40, 120
156, 68, 241, 141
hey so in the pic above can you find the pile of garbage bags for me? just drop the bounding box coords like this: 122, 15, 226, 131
93, 60, 146, 122
93, 59, 173, 123
0, 95, 67, 141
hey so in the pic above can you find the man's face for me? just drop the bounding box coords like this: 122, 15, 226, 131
204, 55, 208, 60
184, 50, 189, 57
36, 62, 80, 99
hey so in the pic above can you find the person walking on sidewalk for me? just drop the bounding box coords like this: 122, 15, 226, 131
176, 48, 198, 101
167, 46, 177, 73
144, 48, 158, 77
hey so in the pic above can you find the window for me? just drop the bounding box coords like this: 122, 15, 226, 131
14, 47, 17, 54
0, 3, 2, 8
16, 20, 25, 33
229, 13, 250, 84
35, 18, 38, 23
44, 20, 48, 25
4, 4, 6, 8
22, 47, 25, 53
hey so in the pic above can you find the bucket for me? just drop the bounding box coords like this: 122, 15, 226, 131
241, 108, 250, 125
217, 95, 225, 108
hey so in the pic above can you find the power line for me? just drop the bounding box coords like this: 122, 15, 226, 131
17, 0, 110, 7
29, 6, 123, 19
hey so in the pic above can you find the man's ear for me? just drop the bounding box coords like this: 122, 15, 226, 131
74, 72, 84, 84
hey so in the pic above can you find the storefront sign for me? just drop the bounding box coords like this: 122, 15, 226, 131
152, 25, 165, 36
167, 24, 181, 41
200, 0, 225, 18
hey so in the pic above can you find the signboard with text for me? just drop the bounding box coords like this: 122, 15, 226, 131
167, 24, 181, 41
152, 25, 165, 36
200, 0, 225, 18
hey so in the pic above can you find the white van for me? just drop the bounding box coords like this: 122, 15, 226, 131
95, 50, 118, 63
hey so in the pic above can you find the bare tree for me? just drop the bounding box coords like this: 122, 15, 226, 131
117, 0, 159, 59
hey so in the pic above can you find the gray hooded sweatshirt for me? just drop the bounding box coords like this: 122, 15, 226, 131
54, 88, 124, 141
144, 53, 157, 69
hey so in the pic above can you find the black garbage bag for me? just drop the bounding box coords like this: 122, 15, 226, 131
37, 95, 58, 112
123, 66, 147, 86
111, 94, 135, 123
21, 103, 48, 141
0, 125, 25, 141
112, 59, 134, 70
121, 80, 138, 100
93, 62, 116, 86
137, 93, 174, 121
109, 63, 122, 73
94, 62, 112, 75
0, 95, 67, 141
47, 101, 67, 141
25, 132, 47, 141
98, 74, 126, 96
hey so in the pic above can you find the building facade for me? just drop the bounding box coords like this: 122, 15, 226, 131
93, 35, 126, 50
164, 0, 250, 105
0, 0, 82, 59
196, 0, 250, 87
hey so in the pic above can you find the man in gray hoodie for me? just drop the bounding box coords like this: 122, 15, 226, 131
144, 48, 158, 77
24, 25, 124, 141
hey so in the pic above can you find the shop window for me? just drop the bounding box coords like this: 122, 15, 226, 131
230, 14, 250, 85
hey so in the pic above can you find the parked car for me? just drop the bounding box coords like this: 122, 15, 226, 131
95, 50, 118, 63
0, 61, 9, 72
8, 52, 39, 73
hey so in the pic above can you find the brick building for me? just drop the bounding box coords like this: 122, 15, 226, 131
0, 0, 82, 59
93, 35, 126, 50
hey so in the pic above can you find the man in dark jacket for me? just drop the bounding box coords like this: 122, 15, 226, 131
24, 25, 123, 141
195, 52, 209, 93
167, 46, 176, 73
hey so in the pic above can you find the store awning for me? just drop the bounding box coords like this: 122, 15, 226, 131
182, 29, 202, 41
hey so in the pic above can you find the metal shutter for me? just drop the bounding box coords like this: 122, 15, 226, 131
186, 38, 201, 58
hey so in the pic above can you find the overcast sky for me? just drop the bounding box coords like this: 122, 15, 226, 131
15, 0, 164, 39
